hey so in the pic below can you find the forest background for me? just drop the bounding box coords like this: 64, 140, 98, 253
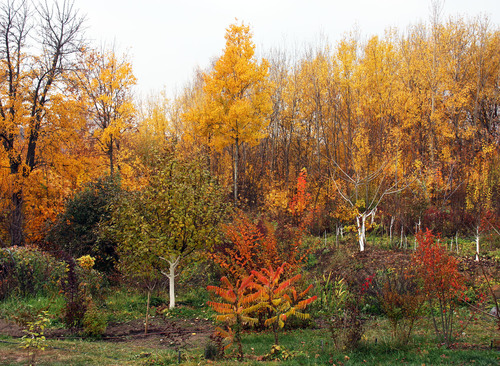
0, 0, 499, 257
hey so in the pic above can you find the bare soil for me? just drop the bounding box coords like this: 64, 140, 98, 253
0, 316, 214, 349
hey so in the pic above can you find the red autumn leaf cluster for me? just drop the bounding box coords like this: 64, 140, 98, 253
413, 229, 465, 301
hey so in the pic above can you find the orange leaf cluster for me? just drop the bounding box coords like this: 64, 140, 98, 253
212, 212, 280, 281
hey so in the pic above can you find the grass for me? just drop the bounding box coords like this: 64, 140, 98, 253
0, 294, 66, 329
0, 300, 499, 365
1, 319, 498, 365
0, 336, 182, 366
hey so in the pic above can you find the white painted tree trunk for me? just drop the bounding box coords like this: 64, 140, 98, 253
400, 227, 404, 249
161, 255, 181, 309
389, 216, 394, 244
475, 225, 480, 262
335, 225, 339, 247
356, 213, 367, 252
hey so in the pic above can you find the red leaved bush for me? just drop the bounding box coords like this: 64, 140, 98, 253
413, 229, 465, 347
211, 213, 280, 281
414, 229, 464, 299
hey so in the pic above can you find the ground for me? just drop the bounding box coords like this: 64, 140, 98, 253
0, 245, 498, 365
0, 316, 214, 350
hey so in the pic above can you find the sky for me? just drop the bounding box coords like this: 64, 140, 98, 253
71, 0, 500, 98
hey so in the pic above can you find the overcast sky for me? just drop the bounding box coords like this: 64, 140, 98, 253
71, 0, 500, 98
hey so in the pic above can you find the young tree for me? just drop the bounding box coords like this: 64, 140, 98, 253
466, 143, 500, 261
207, 275, 262, 361
111, 153, 230, 309
0, 0, 85, 246
328, 35, 413, 251
185, 21, 273, 203
251, 263, 316, 345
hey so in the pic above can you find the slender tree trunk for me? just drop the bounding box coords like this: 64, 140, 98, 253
234, 138, 239, 204
145, 290, 151, 334
389, 216, 394, 245
168, 256, 180, 309
475, 225, 480, 262
335, 225, 339, 247
109, 136, 114, 176
273, 322, 279, 345
400, 226, 404, 249
161, 255, 181, 309
236, 314, 243, 361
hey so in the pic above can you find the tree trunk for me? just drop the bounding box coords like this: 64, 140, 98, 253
10, 188, 24, 246
145, 290, 151, 334
475, 225, 480, 262
273, 322, 279, 345
109, 136, 114, 176
161, 255, 181, 309
335, 225, 339, 247
168, 255, 180, 309
389, 216, 394, 245
234, 138, 239, 204
236, 314, 243, 361
356, 213, 367, 252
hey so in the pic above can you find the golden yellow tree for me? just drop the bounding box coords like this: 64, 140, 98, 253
329, 34, 414, 251
186, 21, 272, 202
75, 48, 136, 176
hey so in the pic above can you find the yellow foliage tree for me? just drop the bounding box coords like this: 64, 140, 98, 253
75, 48, 136, 176
185, 21, 273, 202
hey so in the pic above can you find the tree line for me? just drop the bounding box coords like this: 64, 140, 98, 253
1, 0, 499, 253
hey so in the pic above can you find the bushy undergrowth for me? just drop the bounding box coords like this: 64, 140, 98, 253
0, 230, 498, 364
0, 246, 65, 299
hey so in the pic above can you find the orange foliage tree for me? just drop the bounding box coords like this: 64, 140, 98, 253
75, 47, 136, 176
208, 263, 317, 358
250, 263, 316, 345
212, 202, 311, 283
183, 21, 273, 203
212, 212, 280, 281
0, 0, 85, 246
207, 274, 263, 360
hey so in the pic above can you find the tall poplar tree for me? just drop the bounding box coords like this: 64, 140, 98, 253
186, 21, 272, 203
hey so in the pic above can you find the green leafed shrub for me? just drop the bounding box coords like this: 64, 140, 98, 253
0, 246, 65, 299
46, 174, 122, 273
82, 302, 108, 338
